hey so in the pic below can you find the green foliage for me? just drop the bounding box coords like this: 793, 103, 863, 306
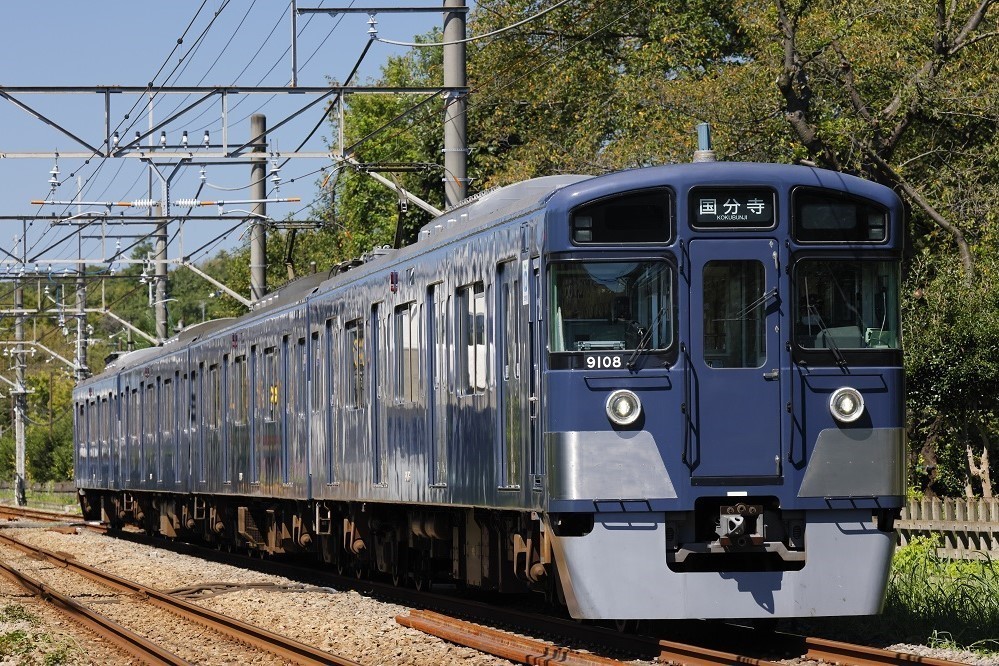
904, 248, 999, 495
882, 537, 999, 648
0, 605, 39, 625
468, 0, 752, 180
0, 630, 33, 659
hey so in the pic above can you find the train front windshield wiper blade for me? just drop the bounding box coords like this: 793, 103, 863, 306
626, 304, 670, 370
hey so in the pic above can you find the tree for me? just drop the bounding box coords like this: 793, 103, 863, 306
765, 0, 999, 278
467, 0, 751, 181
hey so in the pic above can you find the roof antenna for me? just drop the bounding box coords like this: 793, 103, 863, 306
693, 122, 716, 163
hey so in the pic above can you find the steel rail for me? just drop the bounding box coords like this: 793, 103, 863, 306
657, 638, 785, 666
801, 635, 969, 666
0, 530, 361, 666
0, 554, 190, 665
397, 609, 628, 666
0, 504, 80, 523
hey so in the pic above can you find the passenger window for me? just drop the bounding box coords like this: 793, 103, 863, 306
394, 301, 420, 402
702, 261, 766, 368
345, 319, 365, 408
457, 283, 487, 394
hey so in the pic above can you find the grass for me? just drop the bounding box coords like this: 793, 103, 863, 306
880, 535, 999, 652
0, 490, 79, 513
0, 604, 76, 665
794, 535, 999, 655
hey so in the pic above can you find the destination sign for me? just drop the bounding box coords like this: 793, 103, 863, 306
691, 189, 775, 228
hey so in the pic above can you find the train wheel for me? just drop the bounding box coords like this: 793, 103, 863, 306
412, 552, 432, 591
391, 544, 408, 587
414, 572, 432, 592
613, 619, 641, 634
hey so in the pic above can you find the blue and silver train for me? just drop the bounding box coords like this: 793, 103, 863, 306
75, 160, 905, 620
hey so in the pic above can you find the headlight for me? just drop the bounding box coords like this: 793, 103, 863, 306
606, 389, 642, 426
829, 387, 865, 423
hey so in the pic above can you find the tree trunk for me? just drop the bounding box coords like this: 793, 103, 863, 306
967, 438, 994, 499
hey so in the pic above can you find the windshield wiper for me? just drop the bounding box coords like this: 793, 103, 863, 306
824, 330, 848, 367
807, 305, 848, 367
626, 303, 671, 370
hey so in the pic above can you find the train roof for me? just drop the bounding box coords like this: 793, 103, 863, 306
417, 174, 591, 243
78, 162, 901, 389
544, 162, 901, 212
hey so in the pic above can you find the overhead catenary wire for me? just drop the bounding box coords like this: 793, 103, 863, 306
9, 0, 633, 340
374, 0, 572, 47
18, 2, 232, 279
336, 0, 629, 168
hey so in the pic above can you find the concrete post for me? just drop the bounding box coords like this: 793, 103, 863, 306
443, 0, 467, 208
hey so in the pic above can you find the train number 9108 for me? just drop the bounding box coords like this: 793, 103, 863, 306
585, 355, 623, 369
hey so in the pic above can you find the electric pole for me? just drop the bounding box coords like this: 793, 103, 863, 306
443, 0, 468, 208
155, 202, 168, 342
250, 114, 268, 302
13, 278, 26, 506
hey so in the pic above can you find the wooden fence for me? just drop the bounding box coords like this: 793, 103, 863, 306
896, 497, 999, 560
0, 481, 76, 494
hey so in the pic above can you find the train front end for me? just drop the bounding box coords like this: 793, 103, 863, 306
539, 162, 905, 620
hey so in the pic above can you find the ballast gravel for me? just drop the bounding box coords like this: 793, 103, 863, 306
1, 524, 520, 665
0, 522, 995, 665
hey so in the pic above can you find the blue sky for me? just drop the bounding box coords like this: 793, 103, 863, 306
0, 2, 451, 271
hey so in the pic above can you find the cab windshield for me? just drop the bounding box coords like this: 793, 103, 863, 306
794, 260, 900, 350
549, 261, 674, 353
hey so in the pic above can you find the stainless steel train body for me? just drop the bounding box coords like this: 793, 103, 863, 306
75, 162, 905, 620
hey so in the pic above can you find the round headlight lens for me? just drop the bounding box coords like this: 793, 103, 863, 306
829, 387, 865, 423
606, 389, 642, 426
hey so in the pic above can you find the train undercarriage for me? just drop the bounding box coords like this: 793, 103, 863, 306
79, 490, 555, 597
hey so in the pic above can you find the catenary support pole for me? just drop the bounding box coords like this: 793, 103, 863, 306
76, 230, 89, 379
14, 278, 26, 506
443, 0, 467, 208
250, 114, 267, 303
154, 202, 168, 342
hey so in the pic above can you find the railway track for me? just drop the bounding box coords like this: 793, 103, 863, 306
0, 505, 983, 666
399, 609, 974, 666
0, 528, 361, 666
0, 503, 80, 523
0, 554, 190, 665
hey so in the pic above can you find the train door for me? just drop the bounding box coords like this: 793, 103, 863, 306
497, 260, 526, 489
144, 382, 156, 487
427, 283, 448, 486
327, 321, 341, 484
127, 387, 139, 486
343, 317, 367, 484
371, 303, 387, 486
193, 366, 204, 487
687, 239, 783, 481
528, 257, 543, 488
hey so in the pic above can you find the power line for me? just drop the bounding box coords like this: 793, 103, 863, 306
375, 0, 571, 47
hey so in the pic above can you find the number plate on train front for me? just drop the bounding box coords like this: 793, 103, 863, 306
585, 355, 624, 369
